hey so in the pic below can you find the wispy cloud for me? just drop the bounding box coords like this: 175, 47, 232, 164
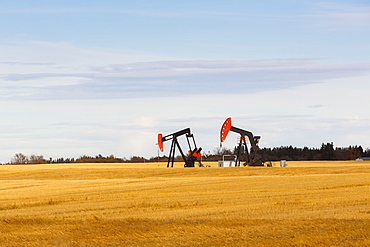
1, 58, 370, 100
264, 2, 370, 31
311, 2, 370, 29
0, 6, 238, 18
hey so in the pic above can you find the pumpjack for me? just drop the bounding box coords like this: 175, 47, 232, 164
158, 128, 202, 167
220, 117, 264, 166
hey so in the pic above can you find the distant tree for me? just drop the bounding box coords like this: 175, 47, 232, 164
96, 154, 104, 159
213, 147, 233, 156
357, 145, 364, 156
28, 154, 47, 164
334, 147, 348, 160
320, 142, 335, 160
11, 153, 28, 164
75, 155, 93, 163
148, 155, 168, 162
347, 146, 362, 160
73, 154, 125, 163
106, 154, 125, 163
130, 156, 147, 162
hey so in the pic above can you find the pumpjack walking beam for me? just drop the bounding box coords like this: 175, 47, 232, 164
158, 128, 202, 167
220, 117, 263, 166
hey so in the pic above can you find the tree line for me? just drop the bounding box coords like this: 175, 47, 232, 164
259, 143, 368, 161
199, 143, 368, 162
4, 143, 370, 165
7, 154, 127, 165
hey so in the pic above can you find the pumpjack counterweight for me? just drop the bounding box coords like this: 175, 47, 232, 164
158, 128, 202, 168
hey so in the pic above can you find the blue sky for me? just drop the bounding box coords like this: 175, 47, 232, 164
1, 0, 370, 163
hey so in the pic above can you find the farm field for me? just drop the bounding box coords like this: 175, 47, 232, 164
1, 161, 369, 246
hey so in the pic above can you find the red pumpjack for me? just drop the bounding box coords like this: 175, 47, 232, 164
220, 117, 264, 166
158, 128, 202, 168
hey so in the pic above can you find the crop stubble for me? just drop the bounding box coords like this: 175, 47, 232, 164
0, 161, 369, 246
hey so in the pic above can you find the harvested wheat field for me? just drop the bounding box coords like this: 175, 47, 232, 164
1, 161, 369, 246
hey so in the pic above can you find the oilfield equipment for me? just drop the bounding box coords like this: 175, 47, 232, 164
220, 117, 264, 166
157, 118, 268, 168
218, 154, 237, 167
157, 128, 203, 167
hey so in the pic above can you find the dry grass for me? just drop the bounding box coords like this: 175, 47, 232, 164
1, 161, 369, 246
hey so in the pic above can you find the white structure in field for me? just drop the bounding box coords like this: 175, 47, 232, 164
356, 157, 370, 161
280, 160, 288, 167
218, 155, 237, 167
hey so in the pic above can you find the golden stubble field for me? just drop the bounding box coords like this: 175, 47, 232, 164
1, 161, 369, 246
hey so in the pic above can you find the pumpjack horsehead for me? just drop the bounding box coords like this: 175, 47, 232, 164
220, 117, 264, 166
158, 128, 202, 167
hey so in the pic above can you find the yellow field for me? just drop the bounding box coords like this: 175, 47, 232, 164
1, 161, 369, 246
